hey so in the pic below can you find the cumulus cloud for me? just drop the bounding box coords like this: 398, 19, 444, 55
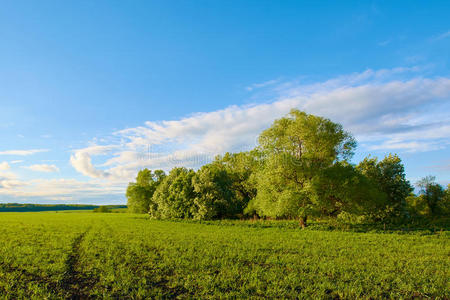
24, 164, 60, 173
0, 162, 10, 170
0, 149, 49, 156
68, 67, 450, 184
70, 152, 110, 179
0, 169, 22, 190
69, 145, 117, 179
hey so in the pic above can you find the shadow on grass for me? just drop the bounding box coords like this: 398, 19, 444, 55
163, 216, 449, 235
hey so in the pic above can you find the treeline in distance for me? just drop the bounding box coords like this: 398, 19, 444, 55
0, 203, 127, 212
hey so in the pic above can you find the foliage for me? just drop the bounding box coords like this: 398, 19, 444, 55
215, 150, 263, 216
192, 162, 241, 219
357, 154, 413, 220
0, 212, 448, 299
93, 206, 111, 213
309, 162, 386, 218
416, 176, 448, 216
151, 167, 197, 219
251, 109, 357, 226
258, 109, 356, 165
126, 169, 166, 213
444, 184, 450, 215
406, 193, 429, 216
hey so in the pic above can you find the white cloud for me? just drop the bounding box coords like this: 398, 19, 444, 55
0, 177, 124, 200
0, 166, 122, 203
70, 152, 110, 179
0, 149, 49, 156
24, 164, 60, 173
67, 67, 450, 184
0, 162, 10, 170
69, 145, 117, 179
0, 169, 21, 189
246, 79, 279, 91
0, 161, 123, 204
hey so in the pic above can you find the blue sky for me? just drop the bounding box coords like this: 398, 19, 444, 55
0, 1, 449, 204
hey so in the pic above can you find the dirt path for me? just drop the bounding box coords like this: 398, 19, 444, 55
60, 228, 98, 299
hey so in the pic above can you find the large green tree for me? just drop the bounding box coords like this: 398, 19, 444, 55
252, 109, 356, 227
126, 169, 166, 213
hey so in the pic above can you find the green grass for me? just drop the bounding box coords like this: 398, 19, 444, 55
0, 212, 448, 299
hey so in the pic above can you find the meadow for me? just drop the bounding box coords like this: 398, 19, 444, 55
0, 212, 448, 299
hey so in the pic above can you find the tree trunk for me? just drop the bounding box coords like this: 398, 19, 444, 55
299, 216, 307, 229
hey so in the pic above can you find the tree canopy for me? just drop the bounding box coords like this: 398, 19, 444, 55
126, 169, 166, 213
357, 154, 412, 220
251, 109, 357, 226
151, 167, 196, 219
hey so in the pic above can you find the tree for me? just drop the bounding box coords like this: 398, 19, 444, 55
405, 193, 428, 216
258, 110, 356, 164
126, 169, 166, 213
357, 154, 412, 220
93, 206, 111, 213
215, 150, 263, 215
251, 109, 357, 227
309, 162, 386, 218
151, 167, 196, 219
192, 162, 241, 220
416, 176, 446, 216
443, 184, 450, 216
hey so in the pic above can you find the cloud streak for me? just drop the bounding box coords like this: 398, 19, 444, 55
24, 164, 60, 173
433, 30, 450, 41
0, 149, 49, 156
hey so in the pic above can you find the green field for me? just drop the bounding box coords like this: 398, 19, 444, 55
0, 212, 448, 299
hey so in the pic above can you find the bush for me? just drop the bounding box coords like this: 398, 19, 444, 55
93, 206, 111, 213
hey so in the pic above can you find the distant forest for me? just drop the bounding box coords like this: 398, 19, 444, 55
0, 203, 127, 212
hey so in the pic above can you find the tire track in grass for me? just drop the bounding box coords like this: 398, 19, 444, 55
60, 227, 98, 299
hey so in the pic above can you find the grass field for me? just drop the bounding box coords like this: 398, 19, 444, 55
0, 212, 448, 299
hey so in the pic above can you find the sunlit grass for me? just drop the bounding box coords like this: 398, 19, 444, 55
0, 212, 448, 298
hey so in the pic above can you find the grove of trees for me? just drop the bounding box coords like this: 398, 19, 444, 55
126, 109, 449, 226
